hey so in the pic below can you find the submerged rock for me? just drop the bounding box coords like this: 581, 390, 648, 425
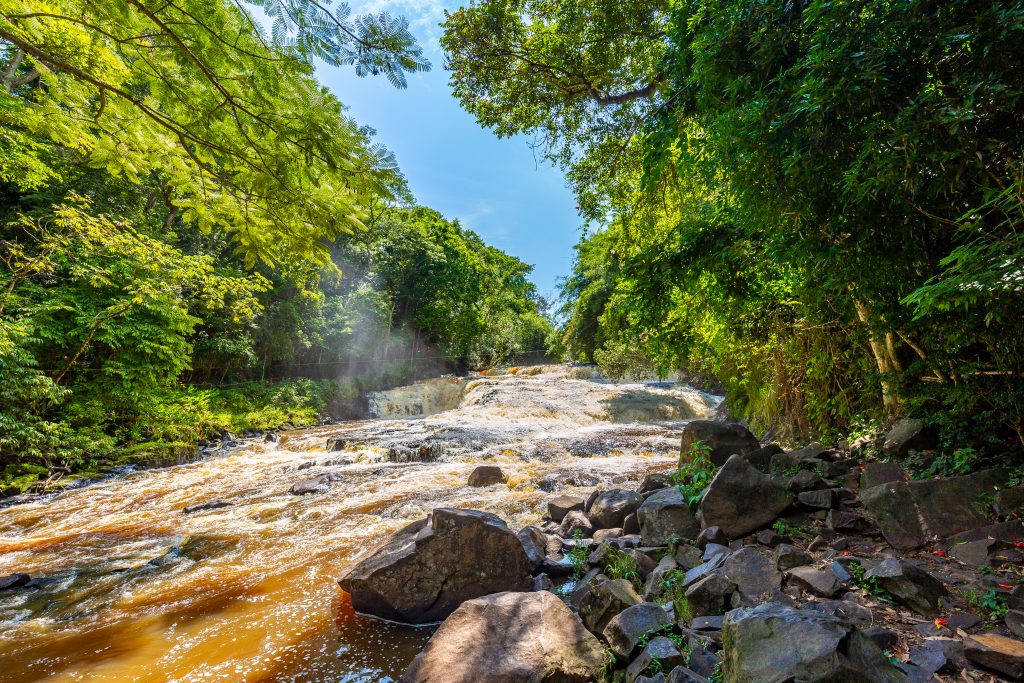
0, 573, 30, 590
181, 500, 232, 514
401, 591, 606, 683
337, 508, 532, 624
467, 465, 506, 487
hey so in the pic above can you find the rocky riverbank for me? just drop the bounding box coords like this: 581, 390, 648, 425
335, 419, 1024, 682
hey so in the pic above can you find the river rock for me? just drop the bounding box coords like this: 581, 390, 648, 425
401, 591, 606, 683
680, 421, 761, 467
290, 473, 339, 495
721, 602, 908, 682
627, 637, 687, 681
785, 566, 842, 598
722, 548, 780, 604
517, 525, 547, 572
863, 558, 947, 617
603, 602, 674, 657
698, 455, 793, 539
467, 465, 505, 487
337, 508, 532, 624
882, 418, 935, 455
964, 633, 1024, 679
182, 500, 233, 514
560, 510, 594, 538
859, 468, 1006, 549
638, 488, 700, 546
0, 573, 30, 590
588, 489, 643, 529
548, 493, 585, 522
579, 578, 643, 633
685, 571, 736, 616
640, 473, 674, 493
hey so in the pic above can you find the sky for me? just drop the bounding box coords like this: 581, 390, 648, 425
314, 0, 583, 301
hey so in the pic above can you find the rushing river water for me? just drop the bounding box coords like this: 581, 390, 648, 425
0, 365, 719, 682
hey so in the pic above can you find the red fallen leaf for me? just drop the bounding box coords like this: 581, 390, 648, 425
842, 550, 851, 556
931, 549, 946, 557
934, 618, 948, 628
1015, 541, 1024, 548
999, 583, 1014, 590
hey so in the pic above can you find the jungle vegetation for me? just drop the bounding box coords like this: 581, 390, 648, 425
442, 0, 1024, 451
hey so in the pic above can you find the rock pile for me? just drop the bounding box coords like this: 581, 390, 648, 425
332, 420, 1023, 682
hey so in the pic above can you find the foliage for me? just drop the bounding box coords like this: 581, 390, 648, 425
450, 0, 1024, 450
568, 529, 589, 579
658, 568, 694, 625
848, 562, 894, 603
671, 440, 716, 506
963, 588, 1009, 621
600, 545, 642, 590
771, 520, 808, 539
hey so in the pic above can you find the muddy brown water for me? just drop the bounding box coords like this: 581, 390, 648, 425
0, 366, 719, 682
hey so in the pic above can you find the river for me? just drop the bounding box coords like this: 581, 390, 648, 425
0, 365, 719, 682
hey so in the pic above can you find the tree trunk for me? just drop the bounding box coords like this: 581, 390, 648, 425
854, 299, 901, 415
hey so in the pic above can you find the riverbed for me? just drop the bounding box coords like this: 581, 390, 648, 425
0, 365, 718, 682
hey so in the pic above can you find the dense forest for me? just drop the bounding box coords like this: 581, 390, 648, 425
0, 0, 549, 493
443, 0, 1024, 452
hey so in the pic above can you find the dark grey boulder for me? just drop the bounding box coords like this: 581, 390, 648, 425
685, 571, 736, 617
861, 462, 907, 490
638, 488, 700, 546
548, 493, 584, 523
798, 489, 839, 510
696, 526, 727, 548
680, 420, 760, 467
467, 465, 505, 487
698, 455, 793, 539
560, 510, 594, 538
859, 468, 1006, 549
627, 636, 687, 681
640, 473, 674, 493
882, 418, 935, 455
909, 637, 966, 674
517, 525, 547, 572
338, 508, 532, 624
0, 573, 30, 590
722, 547, 780, 604
773, 544, 812, 571
578, 578, 642, 634
401, 591, 606, 683
863, 559, 947, 617
588, 489, 643, 529
785, 566, 842, 598
721, 602, 909, 682
603, 602, 673, 657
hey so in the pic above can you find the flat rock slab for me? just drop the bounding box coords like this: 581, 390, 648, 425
401, 591, 606, 683
338, 508, 532, 624
964, 633, 1024, 679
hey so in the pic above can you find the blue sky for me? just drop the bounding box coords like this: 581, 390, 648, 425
315, 0, 582, 301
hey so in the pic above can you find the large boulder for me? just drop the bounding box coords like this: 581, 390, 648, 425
588, 489, 643, 529
680, 421, 761, 467
638, 488, 700, 546
603, 602, 674, 657
859, 468, 1006, 549
467, 465, 506, 487
721, 548, 781, 604
579, 578, 643, 633
401, 591, 607, 683
548, 494, 585, 523
882, 418, 935, 456
721, 602, 908, 682
338, 508, 532, 624
698, 455, 794, 539
862, 559, 947, 617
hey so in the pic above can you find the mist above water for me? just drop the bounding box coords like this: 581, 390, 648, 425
0, 365, 720, 682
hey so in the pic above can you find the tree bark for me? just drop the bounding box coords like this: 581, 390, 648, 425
854, 299, 901, 414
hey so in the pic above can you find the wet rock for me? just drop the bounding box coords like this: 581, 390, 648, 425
338, 508, 532, 624
963, 633, 1024, 679
548, 494, 584, 523
560, 510, 594, 538
517, 526, 547, 572
859, 469, 1007, 549
604, 602, 674, 657
722, 548, 780, 604
537, 471, 602, 492
588, 489, 643, 529
467, 465, 506, 487
0, 573, 30, 590
182, 500, 233, 514
773, 544, 812, 571
909, 637, 966, 675
882, 418, 935, 456
640, 473, 674, 493
721, 602, 908, 683
785, 566, 842, 598
698, 455, 793, 539
290, 472, 341, 495
685, 571, 736, 616
680, 420, 761, 467
627, 636, 687, 681
638, 488, 700, 546
861, 462, 907, 490
863, 559, 947, 617
401, 591, 605, 683
579, 578, 643, 633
